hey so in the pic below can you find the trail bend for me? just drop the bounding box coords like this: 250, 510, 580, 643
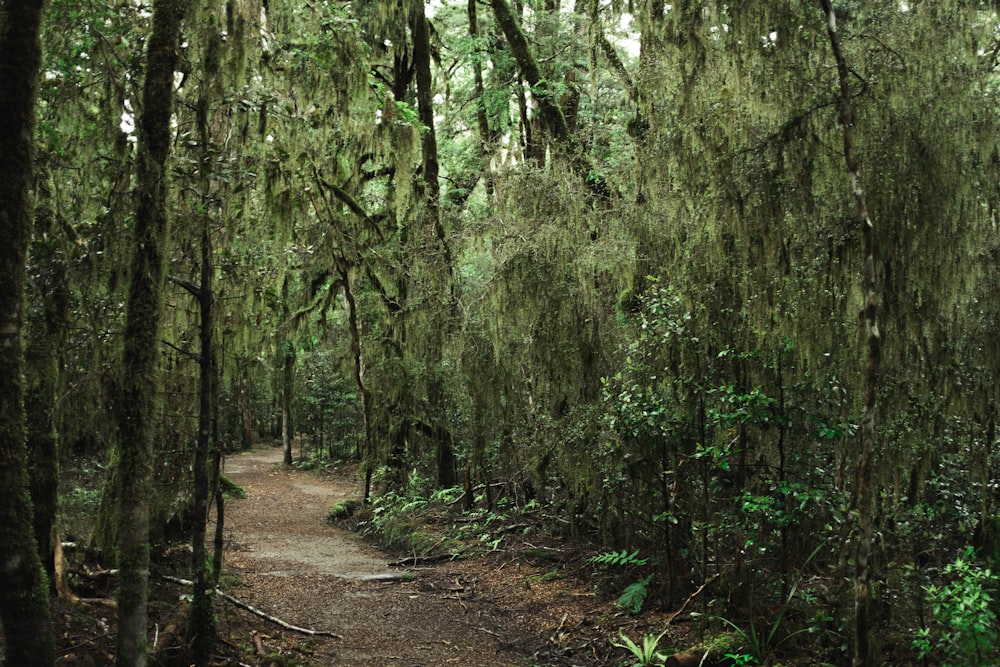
220, 445, 530, 666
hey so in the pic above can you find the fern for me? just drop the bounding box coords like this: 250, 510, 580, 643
618, 574, 653, 615
587, 549, 650, 567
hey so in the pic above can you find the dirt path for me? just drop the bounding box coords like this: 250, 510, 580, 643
220, 446, 544, 666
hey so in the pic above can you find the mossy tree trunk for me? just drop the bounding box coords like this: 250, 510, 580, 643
410, 0, 458, 489
26, 159, 67, 585
819, 2, 881, 664
0, 0, 55, 664
280, 276, 295, 466
184, 14, 223, 662
114, 0, 190, 664
186, 221, 216, 665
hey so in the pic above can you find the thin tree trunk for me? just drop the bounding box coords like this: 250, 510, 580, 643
186, 21, 223, 660
339, 266, 374, 500
26, 159, 66, 586
488, 0, 611, 199
468, 0, 496, 196
282, 351, 294, 465
819, 2, 881, 665
115, 1, 190, 665
188, 224, 216, 665
239, 356, 253, 449
0, 0, 55, 664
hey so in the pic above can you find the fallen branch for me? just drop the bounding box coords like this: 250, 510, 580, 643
388, 553, 462, 567
161, 575, 343, 639
445, 482, 507, 507
359, 572, 415, 582
666, 573, 719, 625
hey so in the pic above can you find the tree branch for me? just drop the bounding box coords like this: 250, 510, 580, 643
168, 274, 202, 298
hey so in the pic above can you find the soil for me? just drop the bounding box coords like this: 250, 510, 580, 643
213, 445, 637, 666
42, 444, 693, 666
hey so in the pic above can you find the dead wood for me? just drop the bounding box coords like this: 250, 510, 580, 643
359, 572, 415, 582
666, 573, 719, 625
388, 553, 462, 566
54, 535, 80, 604
665, 649, 709, 667
161, 575, 343, 639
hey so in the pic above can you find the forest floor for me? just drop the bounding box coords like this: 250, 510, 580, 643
207, 444, 677, 666
46, 443, 694, 666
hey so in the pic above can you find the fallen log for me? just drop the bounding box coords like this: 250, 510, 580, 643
665, 649, 709, 667
161, 575, 343, 639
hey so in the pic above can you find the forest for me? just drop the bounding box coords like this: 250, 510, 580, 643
3, 0, 1000, 665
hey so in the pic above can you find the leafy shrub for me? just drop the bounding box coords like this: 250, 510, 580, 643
913, 547, 1000, 666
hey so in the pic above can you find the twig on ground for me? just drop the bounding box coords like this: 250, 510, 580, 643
161, 575, 343, 639
388, 552, 462, 566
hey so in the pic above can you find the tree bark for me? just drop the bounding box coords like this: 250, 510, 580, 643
468, 0, 497, 196
188, 22, 222, 662
488, 0, 611, 199
409, 0, 458, 489
819, 2, 881, 665
26, 159, 66, 586
339, 265, 374, 500
115, 1, 190, 665
0, 0, 56, 664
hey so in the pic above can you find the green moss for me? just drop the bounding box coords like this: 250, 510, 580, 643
699, 630, 746, 658
220, 474, 246, 499
327, 497, 362, 521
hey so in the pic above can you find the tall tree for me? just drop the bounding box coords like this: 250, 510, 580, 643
0, 0, 56, 664
114, 0, 191, 664
26, 159, 67, 584
818, 3, 880, 664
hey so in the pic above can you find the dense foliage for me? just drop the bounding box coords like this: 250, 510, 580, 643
4, 0, 1000, 664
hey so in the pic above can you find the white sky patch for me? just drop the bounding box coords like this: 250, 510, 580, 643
619, 13, 641, 59
120, 109, 135, 135
426, 0, 442, 19
120, 99, 137, 143
900, 1, 910, 11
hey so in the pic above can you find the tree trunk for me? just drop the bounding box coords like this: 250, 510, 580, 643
410, 0, 458, 488
186, 20, 223, 661
115, 1, 190, 665
0, 1, 55, 664
467, 0, 496, 196
239, 355, 253, 450
339, 265, 374, 500
188, 217, 217, 667
488, 0, 610, 199
282, 349, 294, 465
26, 159, 66, 586
819, 2, 881, 665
